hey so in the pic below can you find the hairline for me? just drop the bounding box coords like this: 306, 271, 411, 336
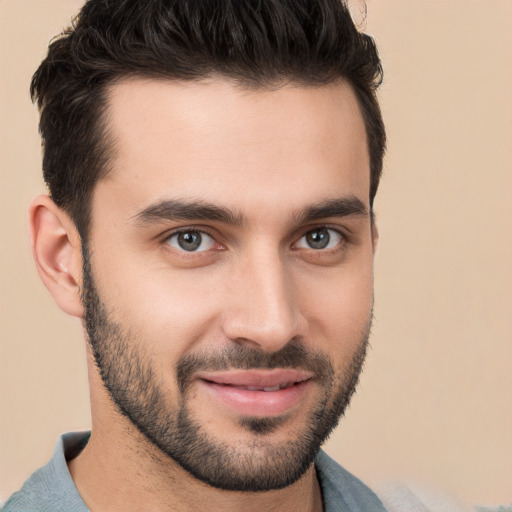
80, 73, 374, 241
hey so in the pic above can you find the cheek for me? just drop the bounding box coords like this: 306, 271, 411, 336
296, 258, 374, 347
94, 257, 226, 354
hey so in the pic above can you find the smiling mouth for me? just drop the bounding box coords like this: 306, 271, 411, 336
202, 380, 306, 392
198, 368, 313, 389
196, 369, 314, 417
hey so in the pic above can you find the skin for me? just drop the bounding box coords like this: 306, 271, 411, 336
30, 77, 377, 512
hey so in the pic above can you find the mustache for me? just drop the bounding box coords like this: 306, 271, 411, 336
176, 342, 334, 394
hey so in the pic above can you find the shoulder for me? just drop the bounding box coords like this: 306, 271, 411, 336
315, 450, 387, 512
2, 433, 90, 512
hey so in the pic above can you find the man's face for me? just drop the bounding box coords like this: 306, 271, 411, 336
83, 78, 375, 491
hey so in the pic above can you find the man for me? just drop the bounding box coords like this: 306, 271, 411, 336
2, 0, 386, 510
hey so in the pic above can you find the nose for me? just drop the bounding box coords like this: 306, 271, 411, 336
221, 248, 308, 352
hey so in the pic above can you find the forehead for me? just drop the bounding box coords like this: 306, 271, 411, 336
96, 77, 370, 220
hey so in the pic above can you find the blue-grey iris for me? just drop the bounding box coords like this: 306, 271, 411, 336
306, 229, 330, 249
178, 231, 202, 251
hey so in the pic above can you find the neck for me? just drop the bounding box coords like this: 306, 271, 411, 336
68, 422, 323, 512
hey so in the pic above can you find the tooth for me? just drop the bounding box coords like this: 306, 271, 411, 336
241, 385, 288, 392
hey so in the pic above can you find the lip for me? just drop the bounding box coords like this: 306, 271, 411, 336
196, 369, 314, 417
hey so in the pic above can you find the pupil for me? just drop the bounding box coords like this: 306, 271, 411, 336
178, 231, 201, 251
306, 229, 329, 249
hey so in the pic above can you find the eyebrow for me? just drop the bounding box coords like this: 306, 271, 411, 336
132, 199, 245, 226
132, 195, 368, 227
294, 196, 369, 224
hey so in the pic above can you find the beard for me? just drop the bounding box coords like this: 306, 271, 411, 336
81, 244, 371, 492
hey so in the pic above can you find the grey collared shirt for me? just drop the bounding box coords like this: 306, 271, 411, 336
2, 432, 387, 512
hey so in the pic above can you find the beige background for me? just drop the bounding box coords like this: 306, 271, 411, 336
1, 0, 511, 508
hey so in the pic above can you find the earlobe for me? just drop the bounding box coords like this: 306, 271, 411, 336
29, 195, 84, 317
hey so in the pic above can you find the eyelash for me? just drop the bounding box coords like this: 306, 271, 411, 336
163, 228, 221, 253
293, 227, 346, 252
161, 225, 347, 255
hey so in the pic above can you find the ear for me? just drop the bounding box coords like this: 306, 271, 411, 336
371, 216, 379, 255
28, 195, 84, 317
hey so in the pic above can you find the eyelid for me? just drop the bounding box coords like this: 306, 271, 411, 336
293, 226, 347, 249
161, 226, 225, 252
160, 225, 216, 241
158, 223, 350, 254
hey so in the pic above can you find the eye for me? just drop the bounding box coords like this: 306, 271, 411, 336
295, 228, 343, 250
166, 230, 216, 252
